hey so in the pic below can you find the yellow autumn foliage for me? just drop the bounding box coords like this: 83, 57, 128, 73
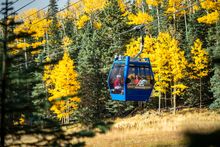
127, 11, 153, 25
189, 39, 209, 79
165, 0, 186, 17
125, 32, 188, 96
19, 114, 25, 125
93, 21, 102, 29
12, 9, 50, 55
76, 14, 90, 29
146, 0, 163, 7
14, 9, 50, 39
16, 42, 30, 49
198, 0, 220, 24
62, 36, 72, 47
197, 11, 219, 24
118, 0, 127, 13
171, 84, 188, 95
44, 51, 80, 120
82, 0, 107, 14
200, 0, 219, 10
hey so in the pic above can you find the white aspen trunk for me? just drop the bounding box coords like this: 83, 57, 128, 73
173, 13, 176, 30
45, 30, 49, 56
184, 10, 188, 41
62, 118, 64, 125
24, 39, 30, 125
170, 81, 173, 106
200, 78, 202, 109
174, 93, 176, 115
159, 91, 161, 113
24, 39, 28, 69
173, 83, 176, 115
61, 20, 66, 38
156, 6, 160, 33
43, 31, 46, 53
173, 3, 176, 30
158, 75, 161, 112
165, 93, 167, 109
67, 99, 70, 124
189, 0, 192, 15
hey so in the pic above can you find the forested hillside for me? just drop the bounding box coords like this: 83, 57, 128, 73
0, 0, 220, 146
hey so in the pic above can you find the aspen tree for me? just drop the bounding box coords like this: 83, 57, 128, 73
13, 9, 50, 55
189, 39, 209, 108
75, 0, 107, 29
43, 37, 80, 123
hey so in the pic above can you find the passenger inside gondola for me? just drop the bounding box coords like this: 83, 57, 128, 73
113, 74, 124, 94
137, 76, 148, 87
134, 75, 141, 85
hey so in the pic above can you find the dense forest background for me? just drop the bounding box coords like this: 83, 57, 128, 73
0, 0, 220, 146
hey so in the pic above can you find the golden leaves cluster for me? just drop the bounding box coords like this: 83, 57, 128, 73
165, 0, 186, 17
76, 14, 90, 29
82, 0, 107, 14
189, 39, 209, 79
146, 0, 163, 7
43, 49, 80, 120
74, 0, 107, 29
11, 9, 50, 55
127, 11, 153, 25
118, 0, 127, 14
198, 10, 219, 24
197, 0, 220, 24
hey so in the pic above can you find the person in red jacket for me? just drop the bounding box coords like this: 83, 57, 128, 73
113, 75, 123, 94
134, 75, 140, 85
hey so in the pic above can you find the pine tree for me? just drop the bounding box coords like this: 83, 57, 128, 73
77, 29, 105, 124
196, 0, 220, 109
209, 22, 220, 109
47, 0, 62, 58
210, 64, 220, 109
75, 0, 134, 123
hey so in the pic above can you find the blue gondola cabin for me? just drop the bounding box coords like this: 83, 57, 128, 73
107, 56, 154, 101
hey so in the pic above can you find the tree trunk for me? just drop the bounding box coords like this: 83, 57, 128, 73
156, 6, 160, 33
184, 10, 188, 42
45, 30, 49, 56
200, 78, 202, 109
159, 91, 161, 113
1, 1, 9, 145
170, 81, 173, 106
173, 3, 176, 30
165, 93, 167, 109
173, 85, 176, 115
60, 20, 66, 38
173, 95, 176, 114
24, 39, 28, 69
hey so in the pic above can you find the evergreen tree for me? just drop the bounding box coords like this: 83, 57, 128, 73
47, 0, 62, 58
77, 28, 105, 124
210, 64, 220, 109
75, 0, 134, 124
99, 0, 135, 116
195, 0, 220, 109
209, 22, 220, 109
